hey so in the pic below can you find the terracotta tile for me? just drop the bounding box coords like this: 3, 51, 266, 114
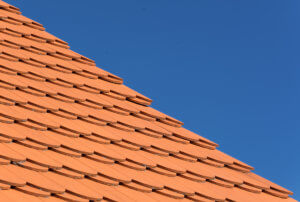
159, 117, 183, 127
16, 139, 48, 150
74, 64, 107, 77
283, 198, 298, 202
173, 153, 198, 162
45, 131, 93, 155
102, 94, 139, 113
44, 172, 102, 201
0, 10, 32, 24
150, 192, 191, 202
90, 125, 122, 142
1, 189, 42, 202
87, 174, 119, 186
109, 122, 135, 132
210, 178, 235, 188
19, 103, 49, 113
80, 179, 132, 202
19, 120, 48, 131
82, 79, 112, 93
54, 192, 89, 202
157, 122, 218, 147
142, 148, 168, 159
0, 1, 294, 201
17, 161, 48, 172
186, 194, 215, 202
192, 140, 217, 150
264, 189, 289, 199
247, 172, 293, 195
112, 112, 146, 130
150, 137, 181, 154
127, 149, 159, 168
120, 131, 151, 148
0, 157, 10, 164
237, 183, 262, 193
52, 167, 84, 179
145, 152, 186, 174
165, 134, 190, 144
185, 181, 228, 201
52, 192, 89, 202
126, 103, 167, 120
0, 143, 26, 162
139, 170, 192, 196
148, 121, 173, 136
79, 157, 131, 183
155, 188, 185, 199
0, 64, 17, 75
0, 164, 26, 186
0, 104, 27, 121
104, 91, 127, 100
0, 57, 30, 73
75, 64, 100, 75
51, 110, 77, 120
114, 164, 164, 190
80, 139, 125, 161
179, 161, 215, 181
124, 181, 153, 193
0, 122, 27, 140
82, 135, 110, 145
0, 181, 10, 190
0, 45, 29, 60
0, 32, 30, 48
85, 154, 114, 165
25, 82, 58, 96
48, 117, 91, 136
132, 112, 157, 121
14, 106, 60, 129
258, 193, 298, 202
0, 1, 19, 11
201, 162, 244, 185
100, 72, 123, 84
52, 147, 81, 158
0, 96, 15, 106
116, 185, 158, 201
24, 131, 60, 148
44, 151, 97, 176
222, 167, 269, 190
114, 141, 141, 151
179, 172, 207, 183
78, 100, 103, 110
231, 159, 254, 171
20, 87, 46, 97
178, 143, 209, 160
14, 124, 60, 147
85, 108, 117, 123
15, 185, 51, 197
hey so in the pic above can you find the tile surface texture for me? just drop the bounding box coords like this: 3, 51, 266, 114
0, 1, 296, 201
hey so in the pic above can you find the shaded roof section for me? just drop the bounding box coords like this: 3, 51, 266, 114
0, 1, 296, 201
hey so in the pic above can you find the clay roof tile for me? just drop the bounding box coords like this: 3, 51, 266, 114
0, 0, 295, 201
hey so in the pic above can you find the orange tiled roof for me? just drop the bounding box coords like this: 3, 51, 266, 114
0, 1, 296, 201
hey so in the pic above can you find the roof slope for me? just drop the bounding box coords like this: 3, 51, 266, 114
0, 1, 296, 201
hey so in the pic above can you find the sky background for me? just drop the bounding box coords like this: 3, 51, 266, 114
7, 0, 299, 199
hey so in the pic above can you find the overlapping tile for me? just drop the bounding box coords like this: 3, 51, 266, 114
0, 0, 296, 201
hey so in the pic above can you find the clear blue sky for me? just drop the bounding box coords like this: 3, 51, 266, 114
8, 0, 299, 198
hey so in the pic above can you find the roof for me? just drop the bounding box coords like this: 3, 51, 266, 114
0, 1, 296, 201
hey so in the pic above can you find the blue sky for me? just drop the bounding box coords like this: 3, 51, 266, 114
8, 0, 299, 198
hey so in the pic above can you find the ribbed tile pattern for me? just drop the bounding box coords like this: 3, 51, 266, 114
0, 1, 296, 201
